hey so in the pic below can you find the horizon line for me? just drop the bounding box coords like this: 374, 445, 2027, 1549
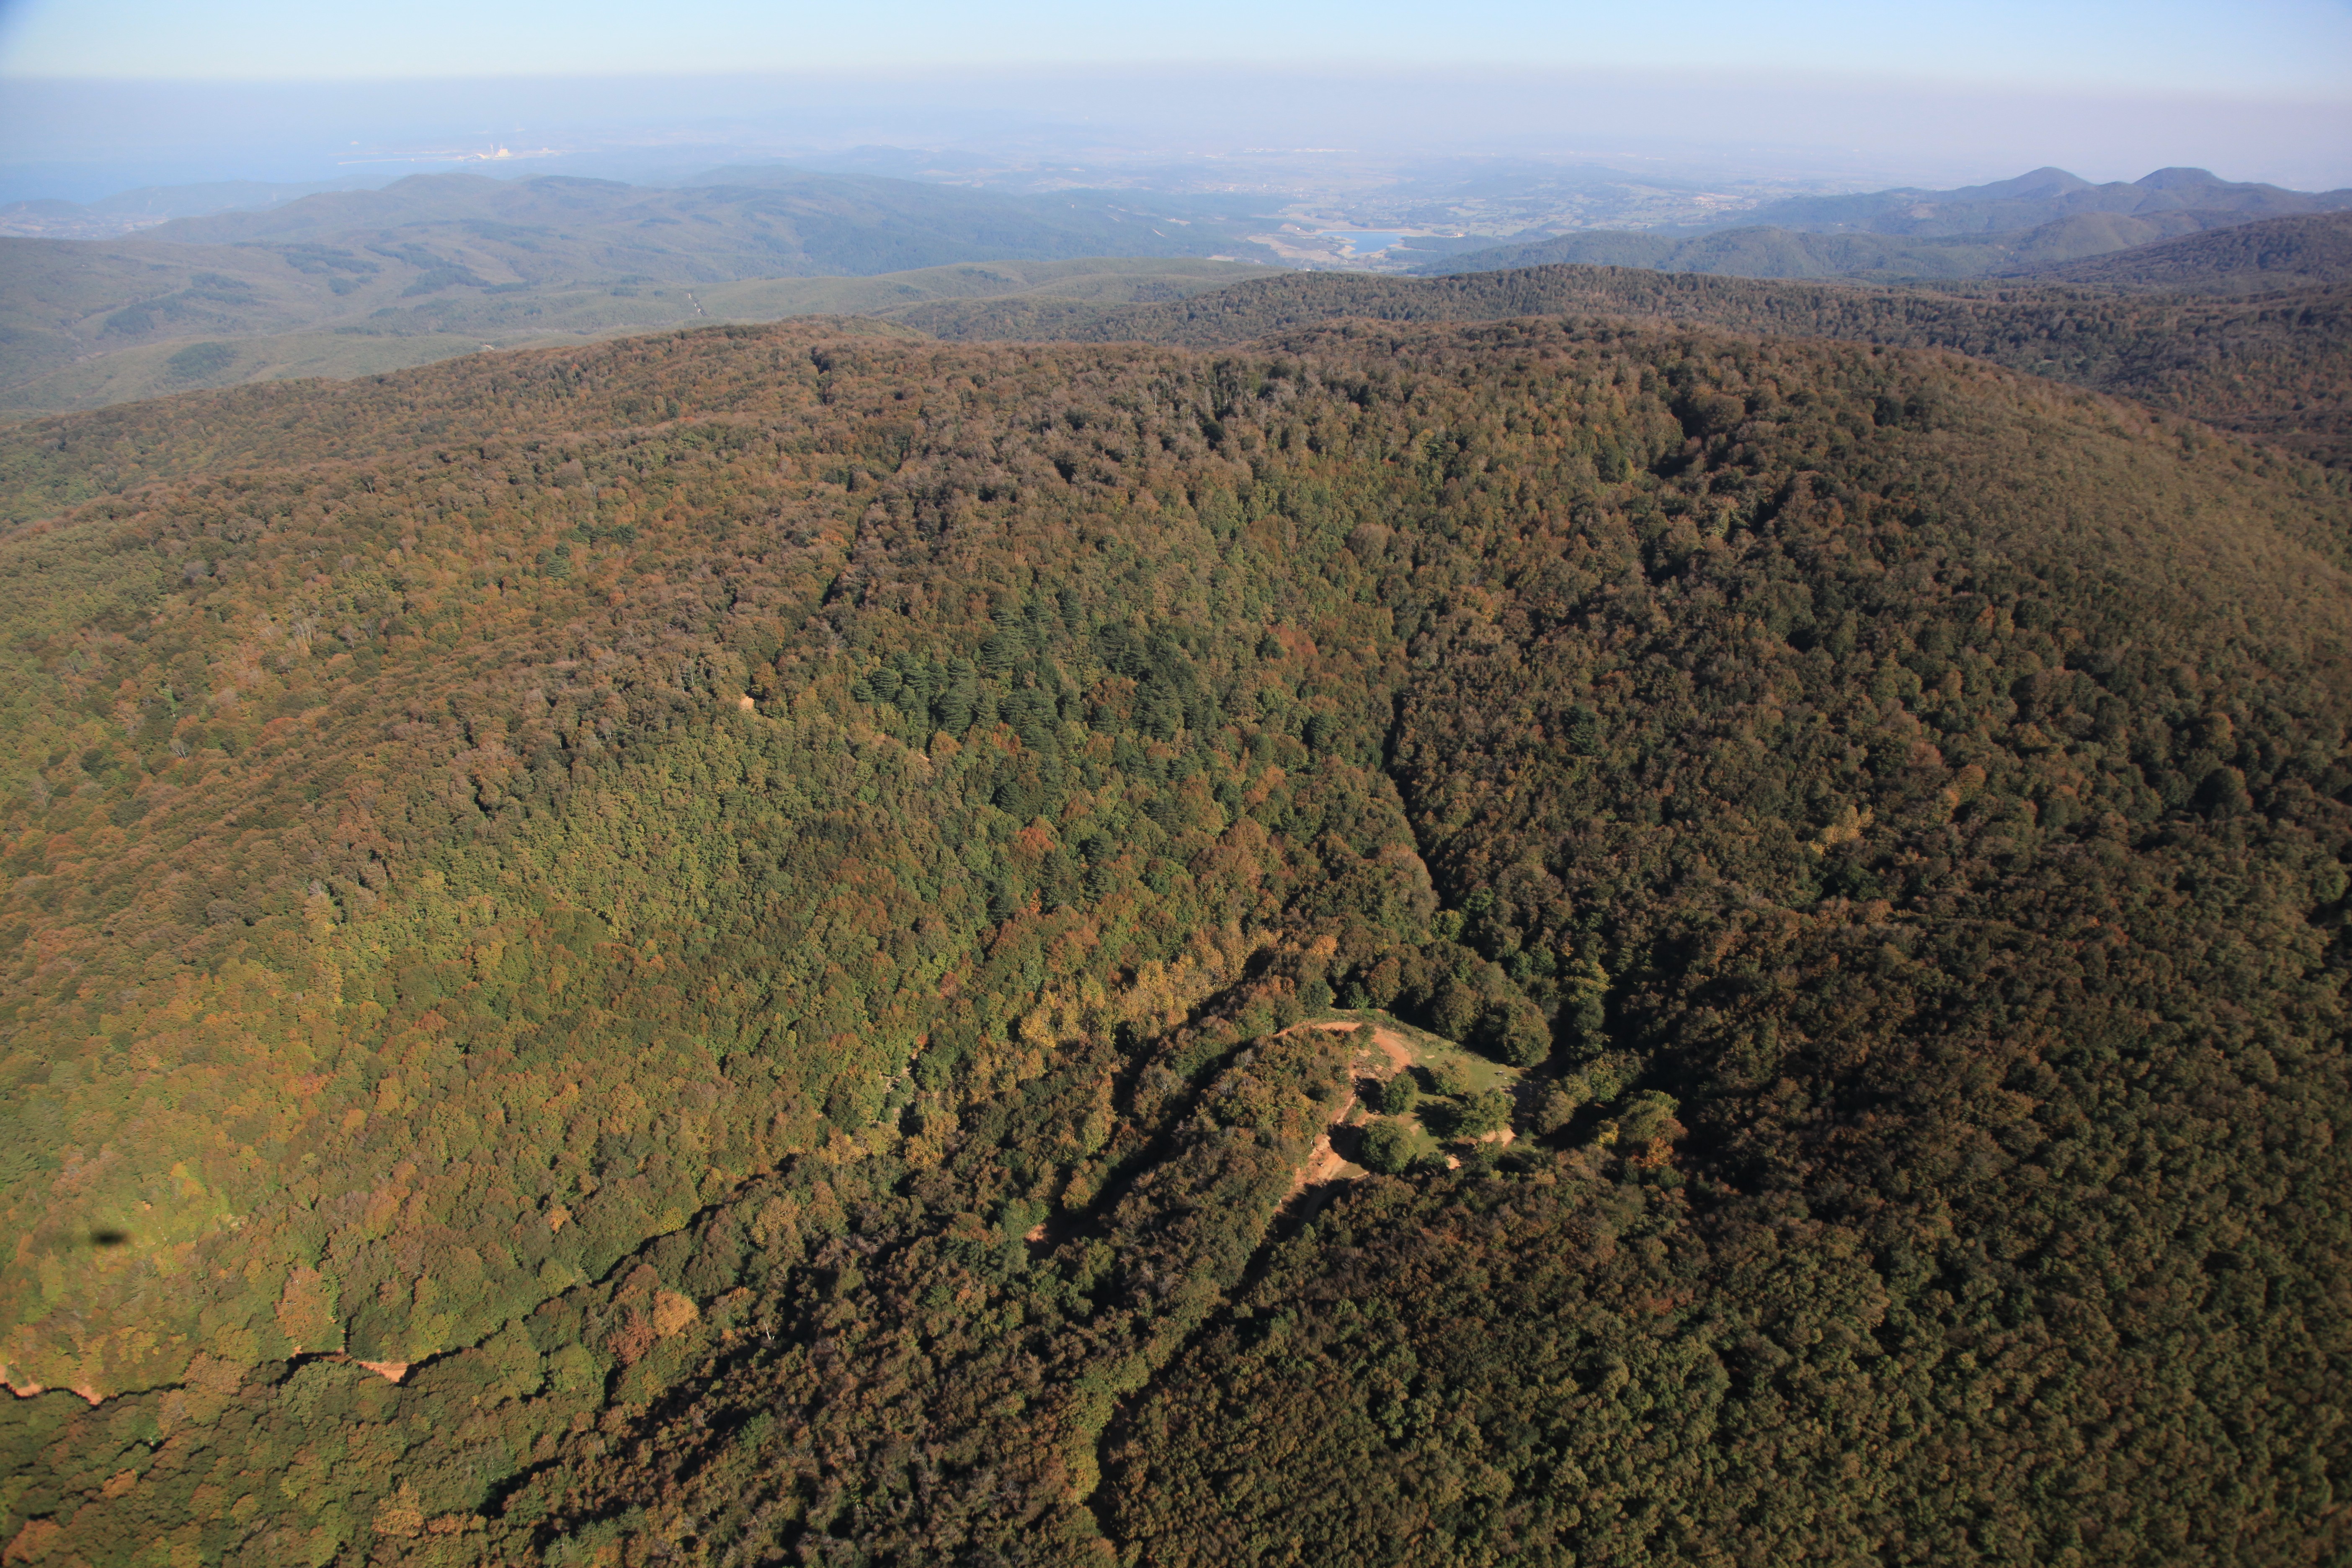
3, 62, 2348, 109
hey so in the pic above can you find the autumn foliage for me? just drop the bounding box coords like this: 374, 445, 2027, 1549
1, 314, 2347, 1564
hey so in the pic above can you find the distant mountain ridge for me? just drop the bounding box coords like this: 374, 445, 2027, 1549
1418, 209, 2219, 282
0, 176, 382, 240
6, 161, 2348, 421
0, 252, 1271, 419
142, 168, 1278, 278
0, 166, 1287, 413
1718, 164, 2352, 238
1423, 168, 2352, 286
2004, 210, 2352, 292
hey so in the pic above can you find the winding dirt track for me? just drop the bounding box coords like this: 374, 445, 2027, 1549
1279, 1021, 1411, 1205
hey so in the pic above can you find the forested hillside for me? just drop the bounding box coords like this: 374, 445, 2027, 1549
1419, 211, 2222, 283
16, 162, 2350, 423
138, 168, 1275, 274
2008, 210, 2352, 292
1, 313, 2347, 1564
0, 168, 1282, 415
899, 265, 2352, 467
0, 248, 1267, 420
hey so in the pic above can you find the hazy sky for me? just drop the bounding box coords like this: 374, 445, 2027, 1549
1, 0, 2346, 201
3, 0, 2349, 97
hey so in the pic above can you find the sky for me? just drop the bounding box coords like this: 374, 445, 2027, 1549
0, 0, 2346, 199
3, 0, 2348, 96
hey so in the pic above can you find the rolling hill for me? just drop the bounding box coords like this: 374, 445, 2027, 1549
0, 303, 2347, 1563
1421, 209, 2223, 282
897, 263, 2352, 467
2005, 209, 2352, 292
0, 177, 381, 241
0, 251, 1275, 420
8, 163, 2348, 421
0, 168, 1286, 415
141, 167, 1278, 276
1425, 168, 2352, 286
1718, 163, 2352, 237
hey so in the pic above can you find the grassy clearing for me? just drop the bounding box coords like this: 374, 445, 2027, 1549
1296, 1011, 1526, 1175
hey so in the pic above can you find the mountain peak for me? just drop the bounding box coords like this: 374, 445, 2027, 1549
1960, 166, 2096, 200
2137, 166, 2226, 191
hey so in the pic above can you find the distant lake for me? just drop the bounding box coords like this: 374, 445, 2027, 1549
1317, 231, 1409, 255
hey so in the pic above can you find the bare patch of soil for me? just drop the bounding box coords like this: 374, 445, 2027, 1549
1364, 1027, 1415, 1074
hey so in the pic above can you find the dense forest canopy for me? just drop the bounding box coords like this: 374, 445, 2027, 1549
1997, 211, 2352, 293
10, 256, 2345, 525
890, 265, 2352, 469
0, 309, 2347, 1564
